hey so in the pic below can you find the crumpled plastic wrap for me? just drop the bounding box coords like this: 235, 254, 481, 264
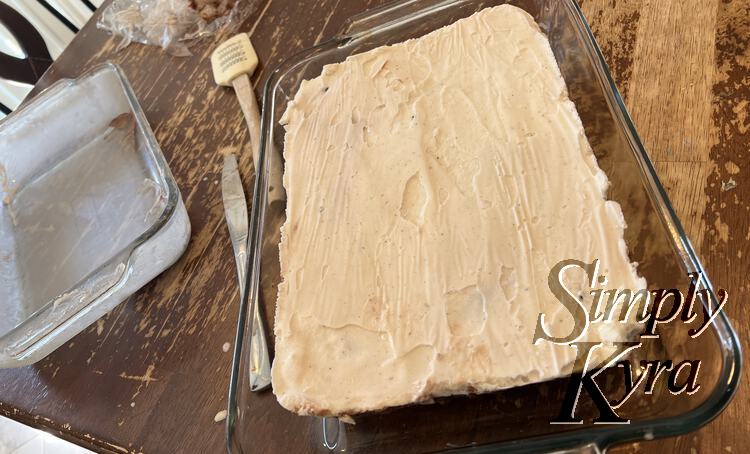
97, 0, 249, 56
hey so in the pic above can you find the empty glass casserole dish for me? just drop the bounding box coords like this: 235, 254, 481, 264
0, 63, 190, 368
226, 0, 741, 452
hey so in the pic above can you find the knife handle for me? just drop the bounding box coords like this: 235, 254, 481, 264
236, 247, 272, 391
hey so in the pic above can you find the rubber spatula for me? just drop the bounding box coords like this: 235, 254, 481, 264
211, 33, 285, 205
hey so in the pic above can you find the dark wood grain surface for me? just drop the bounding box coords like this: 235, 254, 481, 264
0, 0, 747, 453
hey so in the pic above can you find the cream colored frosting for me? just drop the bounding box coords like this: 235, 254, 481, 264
273, 5, 645, 417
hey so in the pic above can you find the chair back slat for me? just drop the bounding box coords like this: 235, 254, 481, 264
0, 2, 53, 85
0, 0, 96, 117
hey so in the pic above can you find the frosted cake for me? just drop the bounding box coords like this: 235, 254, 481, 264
272, 5, 645, 417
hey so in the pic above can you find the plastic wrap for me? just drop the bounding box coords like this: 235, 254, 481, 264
97, 0, 249, 56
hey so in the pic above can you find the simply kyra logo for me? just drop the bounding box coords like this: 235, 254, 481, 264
534, 259, 729, 424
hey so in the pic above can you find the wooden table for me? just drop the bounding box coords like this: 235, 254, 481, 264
0, 0, 747, 452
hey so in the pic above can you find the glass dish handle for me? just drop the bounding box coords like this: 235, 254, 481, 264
0, 256, 129, 361
548, 443, 601, 454
337, 0, 448, 38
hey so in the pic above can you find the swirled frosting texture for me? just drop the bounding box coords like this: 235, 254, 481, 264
273, 5, 644, 417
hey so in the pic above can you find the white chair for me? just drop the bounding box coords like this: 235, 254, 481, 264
0, 0, 104, 118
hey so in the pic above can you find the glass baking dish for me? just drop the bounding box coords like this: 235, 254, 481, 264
0, 63, 190, 367
226, 0, 742, 452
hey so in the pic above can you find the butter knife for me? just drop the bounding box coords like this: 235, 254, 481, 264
222, 154, 271, 391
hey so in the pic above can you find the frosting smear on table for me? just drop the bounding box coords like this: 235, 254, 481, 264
273, 5, 645, 417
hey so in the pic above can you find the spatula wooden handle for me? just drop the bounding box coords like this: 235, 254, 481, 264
232, 74, 285, 204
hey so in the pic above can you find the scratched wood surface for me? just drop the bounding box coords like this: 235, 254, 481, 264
0, 0, 747, 453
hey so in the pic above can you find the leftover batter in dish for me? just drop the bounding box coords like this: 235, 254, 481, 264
273, 5, 645, 417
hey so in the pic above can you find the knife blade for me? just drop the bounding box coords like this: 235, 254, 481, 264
222, 154, 271, 391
